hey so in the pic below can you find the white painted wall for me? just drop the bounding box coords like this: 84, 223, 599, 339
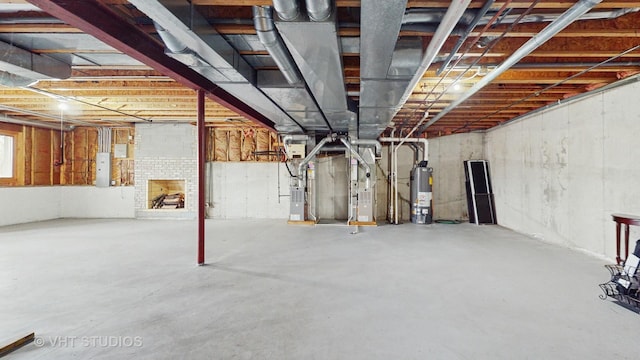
207, 162, 289, 219
485, 79, 640, 260
0, 186, 135, 226
0, 187, 61, 226
61, 186, 135, 218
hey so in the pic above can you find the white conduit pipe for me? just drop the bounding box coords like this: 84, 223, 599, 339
421, 0, 603, 130
379, 137, 428, 163
379, 137, 429, 224
388, 130, 395, 223
351, 138, 382, 157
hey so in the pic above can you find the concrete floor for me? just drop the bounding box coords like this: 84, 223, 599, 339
1, 219, 639, 359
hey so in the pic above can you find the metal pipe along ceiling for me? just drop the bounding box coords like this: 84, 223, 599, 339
420, 0, 603, 131
397, 0, 473, 110
253, 6, 301, 84
437, 0, 495, 76
379, 137, 428, 162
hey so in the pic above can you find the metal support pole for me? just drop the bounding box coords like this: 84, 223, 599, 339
197, 89, 206, 265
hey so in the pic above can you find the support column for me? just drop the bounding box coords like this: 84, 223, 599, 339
197, 89, 206, 265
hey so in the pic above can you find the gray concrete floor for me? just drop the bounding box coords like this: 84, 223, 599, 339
1, 219, 639, 359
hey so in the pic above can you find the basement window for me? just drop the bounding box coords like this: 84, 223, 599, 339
0, 133, 14, 179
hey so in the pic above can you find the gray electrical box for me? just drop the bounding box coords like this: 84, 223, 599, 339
289, 186, 305, 221
95, 152, 111, 187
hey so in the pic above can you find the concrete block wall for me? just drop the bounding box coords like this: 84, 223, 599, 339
134, 123, 197, 219
485, 79, 640, 260
207, 162, 289, 219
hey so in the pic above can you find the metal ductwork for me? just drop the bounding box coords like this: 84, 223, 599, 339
0, 71, 38, 87
129, 0, 303, 133
298, 134, 333, 187
358, 0, 409, 139
0, 114, 73, 131
0, 40, 70, 86
274, 0, 355, 133
253, 6, 301, 85
420, 0, 603, 132
339, 137, 371, 177
402, 9, 476, 26
402, 7, 639, 27
272, 0, 300, 21
351, 139, 382, 157
305, 0, 331, 22
359, 0, 471, 139
397, 0, 473, 111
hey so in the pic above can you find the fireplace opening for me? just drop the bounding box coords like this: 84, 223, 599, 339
148, 179, 185, 209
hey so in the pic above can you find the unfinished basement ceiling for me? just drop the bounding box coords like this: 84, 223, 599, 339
0, 0, 639, 137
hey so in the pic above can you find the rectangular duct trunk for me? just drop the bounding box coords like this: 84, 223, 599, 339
276, 16, 354, 133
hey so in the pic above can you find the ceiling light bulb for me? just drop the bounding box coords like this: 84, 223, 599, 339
453, 83, 461, 91
58, 102, 68, 110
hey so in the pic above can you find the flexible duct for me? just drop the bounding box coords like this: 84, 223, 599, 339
253, 6, 301, 84
421, 0, 603, 131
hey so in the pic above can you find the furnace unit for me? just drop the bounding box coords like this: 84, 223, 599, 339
410, 161, 433, 224
289, 186, 305, 221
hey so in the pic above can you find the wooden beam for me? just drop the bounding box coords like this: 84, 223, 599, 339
0, 333, 35, 357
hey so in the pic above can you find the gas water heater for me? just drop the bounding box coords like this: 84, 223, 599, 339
410, 161, 433, 224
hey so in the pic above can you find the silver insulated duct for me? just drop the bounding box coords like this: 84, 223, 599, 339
253, 6, 301, 85
358, 0, 471, 139
305, 0, 331, 22
273, 0, 355, 133
129, 0, 302, 133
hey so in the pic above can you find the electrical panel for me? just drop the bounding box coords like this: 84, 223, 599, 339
95, 152, 111, 187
